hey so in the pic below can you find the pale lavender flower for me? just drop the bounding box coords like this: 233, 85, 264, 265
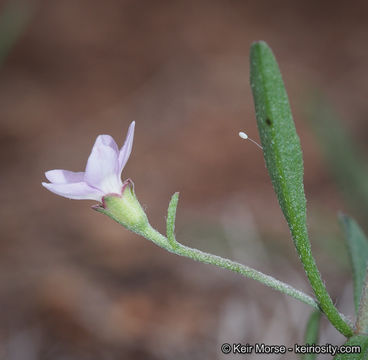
42, 121, 135, 202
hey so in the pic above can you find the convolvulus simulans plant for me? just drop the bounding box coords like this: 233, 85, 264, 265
43, 41, 368, 359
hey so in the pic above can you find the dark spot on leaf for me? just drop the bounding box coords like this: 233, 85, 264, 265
265, 118, 272, 126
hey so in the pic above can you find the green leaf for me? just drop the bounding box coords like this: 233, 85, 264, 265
302, 310, 321, 360
250, 41, 306, 236
166, 192, 179, 248
334, 335, 368, 359
249, 41, 353, 337
356, 269, 368, 335
340, 215, 368, 313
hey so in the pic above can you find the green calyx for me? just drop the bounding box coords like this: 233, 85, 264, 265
94, 180, 149, 235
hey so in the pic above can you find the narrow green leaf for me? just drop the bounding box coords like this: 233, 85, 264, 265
340, 215, 368, 313
334, 335, 368, 359
356, 268, 368, 335
302, 310, 321, 360
166, 192, 179, 248
250, 41, 306, 234
249, 41, 353, 337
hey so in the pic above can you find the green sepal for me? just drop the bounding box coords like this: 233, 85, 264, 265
94, 180, 149, 236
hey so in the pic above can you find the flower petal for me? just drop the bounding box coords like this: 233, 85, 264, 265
45, 169, 85, 184
95, 134, 119, 153
84, 135, 122, 194
118, 121, 135, 174
42, 181, 103, 201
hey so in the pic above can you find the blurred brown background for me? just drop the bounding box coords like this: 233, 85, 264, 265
1, 0, 368, 359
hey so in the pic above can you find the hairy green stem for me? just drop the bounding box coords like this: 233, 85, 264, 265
140, 224, 319, 309
99, 190, 351, 334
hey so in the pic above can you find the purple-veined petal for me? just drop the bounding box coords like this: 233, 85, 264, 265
42, 181, 103, 201
118, 121, 135, 174
45, 169, 85, 184
84, 135, 122, 194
